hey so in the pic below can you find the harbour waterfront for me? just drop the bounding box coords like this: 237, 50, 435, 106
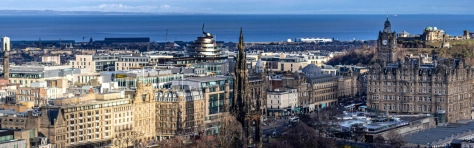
0, 14, 473, 42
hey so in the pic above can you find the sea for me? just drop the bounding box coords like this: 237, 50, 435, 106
0, 14, 473, 42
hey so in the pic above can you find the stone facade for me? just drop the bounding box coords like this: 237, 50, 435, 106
369, 18, 474, 123
130, 80, 156, 144
16, 87, 47, 106
307, 74, 340, 109
42, 55, 61, 65
377, 18, 398, 63
155, 89, 204, 139
19, 82, 156, 148
423, 26, 445, 41
367, 58, 474, 123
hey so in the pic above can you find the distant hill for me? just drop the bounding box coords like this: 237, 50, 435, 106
0, 10, 202, 15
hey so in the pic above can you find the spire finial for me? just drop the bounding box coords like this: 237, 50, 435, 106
238, 27, 244, 52
386, 12, 388, 20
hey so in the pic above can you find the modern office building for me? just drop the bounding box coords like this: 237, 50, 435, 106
112, 69, 183, 89
69, 54, 117, 72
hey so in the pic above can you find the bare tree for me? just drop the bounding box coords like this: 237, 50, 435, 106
194, 134, 218, 148
385, 130, 405, 148
275, 123, 336, 148
112, 131, 145, 148
156, 135, 190, 148
371, 130, 405, 148
194, 113, 245, 148
311, 107, 340, 138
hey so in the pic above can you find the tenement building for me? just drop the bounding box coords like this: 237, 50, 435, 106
367, 18, 474, 123
29, 80, 156, 148
155, 88, 205, 140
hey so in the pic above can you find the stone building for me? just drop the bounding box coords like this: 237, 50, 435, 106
368, 18, 474, 123
367, 58, 474, 123
41, 55, 61, 65
266, 88, 298, 116
337, 74, 357, 99
303, 64, 340, 109
129, 80, 156, 144
281, 72, 308, 112
15, 87, 47, 106
267, 65, 356, 113
155, 88, 204, 140
377, 17, 398, 63
422, 26, 445, 41
170, 76, 233, 136
9, 80, 157, 148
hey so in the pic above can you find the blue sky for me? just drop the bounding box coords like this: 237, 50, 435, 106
1, 0, 473, 14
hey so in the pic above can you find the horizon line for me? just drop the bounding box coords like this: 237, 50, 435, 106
0, 10, 473, 15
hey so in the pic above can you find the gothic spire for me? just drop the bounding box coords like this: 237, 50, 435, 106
238, 27, 244, 52
236, 27, 247, 71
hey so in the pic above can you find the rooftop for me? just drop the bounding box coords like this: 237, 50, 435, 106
185, 76, 229, 82
403, 121, 474, 146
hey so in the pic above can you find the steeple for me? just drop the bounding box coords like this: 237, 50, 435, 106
384, 15, 392, 33
236, 27, 247, 71
239, 27, 244, 53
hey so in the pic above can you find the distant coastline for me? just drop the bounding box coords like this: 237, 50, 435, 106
1, 10, 473, 15
0, 14, 472, 42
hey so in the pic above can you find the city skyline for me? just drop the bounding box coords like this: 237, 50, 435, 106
1, 0, 473, 14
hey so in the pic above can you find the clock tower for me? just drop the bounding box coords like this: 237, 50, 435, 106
377, 17, 398, 63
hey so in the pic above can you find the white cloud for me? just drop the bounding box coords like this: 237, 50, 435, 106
160, 4, 171, 9
69, 3, 191, 13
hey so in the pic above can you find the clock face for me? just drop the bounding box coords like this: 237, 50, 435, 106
382, 40, 388, 45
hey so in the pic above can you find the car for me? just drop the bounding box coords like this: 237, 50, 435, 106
272, 131, 277, 137
289, 117, 299, 123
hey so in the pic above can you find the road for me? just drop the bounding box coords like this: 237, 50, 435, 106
262, 116, 291, 137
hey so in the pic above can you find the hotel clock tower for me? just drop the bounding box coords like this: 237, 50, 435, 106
377, 17, 398, 63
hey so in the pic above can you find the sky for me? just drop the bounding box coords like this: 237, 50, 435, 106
1, 0, 473, 14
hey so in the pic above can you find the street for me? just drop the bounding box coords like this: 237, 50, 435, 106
262, 116, 291, 137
